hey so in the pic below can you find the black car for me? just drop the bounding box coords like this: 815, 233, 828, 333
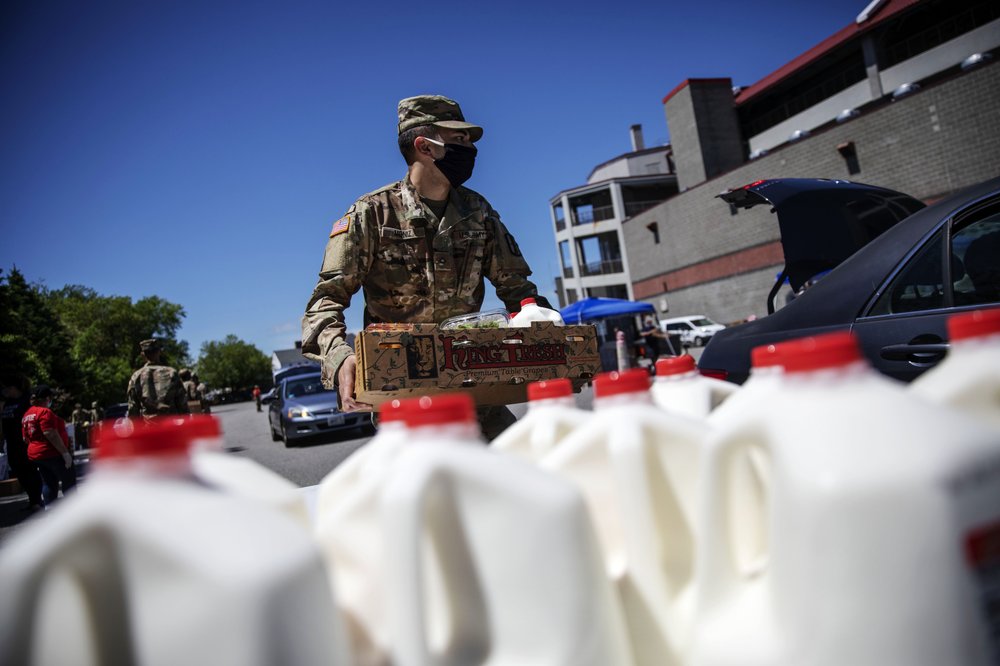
699, 176, 1000, 384
268, 372, 371, 446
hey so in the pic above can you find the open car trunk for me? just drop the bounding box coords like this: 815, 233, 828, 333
718, 178, 926, 313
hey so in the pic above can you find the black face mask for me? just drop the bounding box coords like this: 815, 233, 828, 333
427, 139, 477, 187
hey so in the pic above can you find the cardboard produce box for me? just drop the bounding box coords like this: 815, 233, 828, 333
355, 321, 600, 409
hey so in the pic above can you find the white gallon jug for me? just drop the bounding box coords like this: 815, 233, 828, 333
315, 393, 632, 666
192, 446, 312, 530
542, 368, 709, 666
508, 296, 564, 327
692, 331, 1000, 666
313, 400, 413, 665
381, 394, 632, 666
492, 377, 589, 460
910, 308, 1000, 429
706, 342, 785, 429
0, 415, 349, 666
651, 354, 738, 420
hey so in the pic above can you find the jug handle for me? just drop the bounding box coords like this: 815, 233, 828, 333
0, 526, 137, 665
697, 425, 772, 607
383, 465, 490, 665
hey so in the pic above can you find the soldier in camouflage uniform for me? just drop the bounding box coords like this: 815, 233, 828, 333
70, 403, 88, 451
178, 368, 203, 414
302, 94, 552, 440
126, 338, 189, 421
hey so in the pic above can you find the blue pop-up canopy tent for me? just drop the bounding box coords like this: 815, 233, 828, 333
559, 297, 654, 324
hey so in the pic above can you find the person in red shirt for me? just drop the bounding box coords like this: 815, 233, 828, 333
253, 385, 262, 412
21, 385, 76, 506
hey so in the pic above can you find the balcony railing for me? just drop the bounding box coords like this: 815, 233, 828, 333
573, 204, 616, 225
624, 199, 663, 218
555, 218, 566, 232
579, 258, 624, 277
562, 265, 574, 278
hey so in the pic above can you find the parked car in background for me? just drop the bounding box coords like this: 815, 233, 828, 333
267, 372, 371, 446
660, 315, 726, 347
699, 176, 1000, 384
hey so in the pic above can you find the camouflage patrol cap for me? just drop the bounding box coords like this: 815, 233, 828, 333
139, 338, 162, 352
397, 95, 483, 142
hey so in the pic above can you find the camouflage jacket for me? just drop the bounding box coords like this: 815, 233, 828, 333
71, 408, 87, 427
302, 176, 545, 387
183, 379, 201, 401
126, 363, 190, 420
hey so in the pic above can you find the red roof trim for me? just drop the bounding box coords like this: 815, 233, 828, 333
662, 78, 733, 105
733, 0, 921, 106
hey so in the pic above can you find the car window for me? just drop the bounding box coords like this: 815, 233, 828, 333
952, 207, 1000, 306
692, 318, 714, 327
666, 323, 689, 332
283, 377, 326, 399
870, 198, 1000, 316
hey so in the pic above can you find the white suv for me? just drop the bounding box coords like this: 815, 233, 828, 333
660, 315, 725, 347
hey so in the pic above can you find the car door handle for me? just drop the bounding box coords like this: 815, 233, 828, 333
879, 343, 949, 362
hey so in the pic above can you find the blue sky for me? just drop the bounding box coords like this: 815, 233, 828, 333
1, 0, 866, 358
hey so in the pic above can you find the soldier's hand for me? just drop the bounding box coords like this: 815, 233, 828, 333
62, 451, 73, 469
338, 355, 372, 412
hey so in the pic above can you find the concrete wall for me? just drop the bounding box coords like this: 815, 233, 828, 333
625, 61, 1000, 324
589, 148, 671, 182
665, 80, 744, 192
748, 79, 873, 155
745, 21, 1000, 156
879, 19, 1000, 93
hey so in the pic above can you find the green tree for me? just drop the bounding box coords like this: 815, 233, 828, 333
0, 268, 83, 410
197, 335, 271, 392
46, 285, 191, 406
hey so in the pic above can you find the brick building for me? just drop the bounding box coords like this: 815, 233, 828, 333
553, 0, 1000, 324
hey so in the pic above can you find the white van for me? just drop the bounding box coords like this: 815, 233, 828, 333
660, 315, 725, 347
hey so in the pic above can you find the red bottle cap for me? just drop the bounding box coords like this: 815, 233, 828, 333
94, 415, 220, 460
593, 368, 651, 398
750, 343, 785, 369
520, 297, 537, 307
949, 308, 1000, 341
528, 378, 573, 401
398, 393, 476, 428
655, 355, 696, 376
780, 331, 863, 374
379, 399, 407, 424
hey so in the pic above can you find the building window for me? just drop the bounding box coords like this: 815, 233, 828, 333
646, 221, 660, 244
554, 203, 565, 232
566, 288, 578, 305
559, 240, 573, 278
576, 232, 624, 276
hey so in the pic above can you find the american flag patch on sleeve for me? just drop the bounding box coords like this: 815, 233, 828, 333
330, 215, 351, 238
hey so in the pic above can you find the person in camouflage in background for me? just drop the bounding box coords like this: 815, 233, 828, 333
70, 403, 88, 451
178, 368, 203, 413
126, 338, 189, 420
302, 94, 552, 440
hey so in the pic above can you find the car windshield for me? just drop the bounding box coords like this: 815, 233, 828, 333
692, 318, 715, 327
284, 376, 328, 399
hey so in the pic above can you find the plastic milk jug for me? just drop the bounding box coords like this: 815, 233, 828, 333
508, 296, 565, 327
651, 354, 738, 420
542, 368, 710, 666
706, 342, 785, 430
314, 393, 632, 666
491, 378, 590, 460
313, 400, 412, 665
192, 446, 312, 530
380, 394, 632, 666
0, 416, 349, 666
911, 308, 1000, 429
691, 331, 1000, 666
